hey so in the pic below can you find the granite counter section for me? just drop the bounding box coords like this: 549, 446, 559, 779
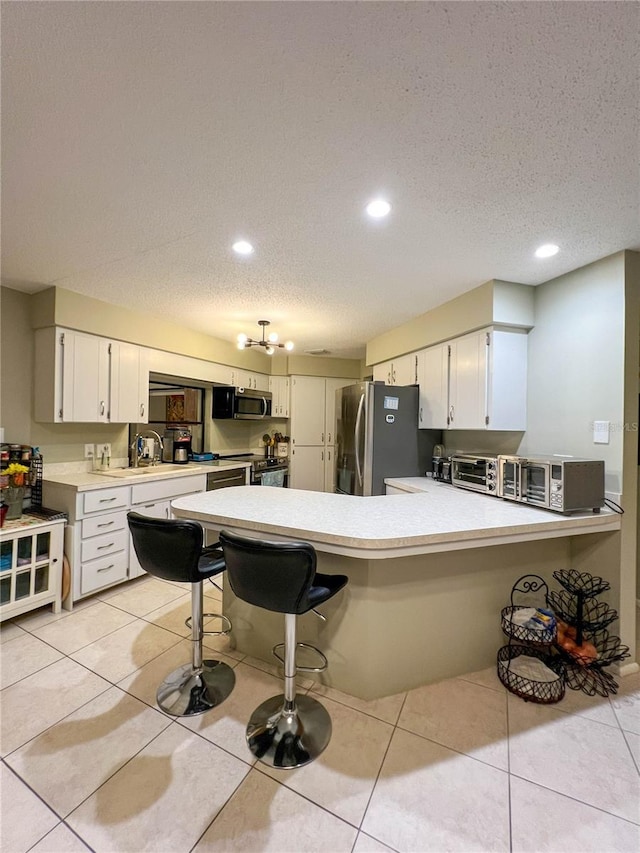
171, 483, 619, 558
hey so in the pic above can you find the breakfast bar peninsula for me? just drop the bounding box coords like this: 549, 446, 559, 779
171, 482, 620, 699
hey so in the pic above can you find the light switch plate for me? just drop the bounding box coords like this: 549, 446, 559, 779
593, 421, 610, 444
84, 444, 94, 459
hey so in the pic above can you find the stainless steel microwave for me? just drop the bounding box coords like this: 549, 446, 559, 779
497, 455, 605, 513
212, 386, 272, 420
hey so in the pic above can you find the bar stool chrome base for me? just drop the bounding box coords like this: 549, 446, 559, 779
157, 659, 235, 717
246, 694, 332, 769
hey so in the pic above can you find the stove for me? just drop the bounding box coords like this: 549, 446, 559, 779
217, 453, 289, 485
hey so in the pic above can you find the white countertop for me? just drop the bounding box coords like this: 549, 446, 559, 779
42, 460, 250, 492
171, 481, 620, 558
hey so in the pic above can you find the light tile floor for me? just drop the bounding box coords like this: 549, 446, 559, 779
1, 575, 638, 853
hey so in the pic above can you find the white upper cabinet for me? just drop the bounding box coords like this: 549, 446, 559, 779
290, 376, 326, 445
110, 341, 149, 424
35, 328, 149, 423
415, 328, 527, 431
416, 343, 449, 429
230, 368, 269, 392
269, 376, 290, 418
372, 354, 416, 386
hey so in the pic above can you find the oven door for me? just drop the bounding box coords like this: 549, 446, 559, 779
521, 461, 550, 507
451, 457, 489, 493
251, 465, 288, 487
498, 457, 522, 501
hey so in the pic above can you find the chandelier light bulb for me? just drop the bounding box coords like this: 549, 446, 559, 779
285, 340, 294, 351
268, 332, 279, 343
265, 345, 275, 355
237, 333, 248, 344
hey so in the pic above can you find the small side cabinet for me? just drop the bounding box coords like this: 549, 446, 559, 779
0, 518, 65, 621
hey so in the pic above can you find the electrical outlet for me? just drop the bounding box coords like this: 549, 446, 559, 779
84, 443, 94, 459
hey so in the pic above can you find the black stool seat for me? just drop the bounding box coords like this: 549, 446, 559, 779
128, 512, 235, 716
219, 529, 348, 768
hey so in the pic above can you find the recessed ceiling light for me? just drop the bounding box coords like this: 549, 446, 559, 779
232, 240, 254, 256
366, 199, 391, 219
534, 243, 559, 258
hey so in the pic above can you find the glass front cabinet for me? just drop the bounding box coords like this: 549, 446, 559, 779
0, 519, 64, 621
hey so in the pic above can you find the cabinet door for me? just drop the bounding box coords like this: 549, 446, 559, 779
324, 378, 352, 446
372, 360, 393, 384
392, 354, 417, 386
252, 373, 269, 392
417, 344, 449, 429
290, 376, 326, 445
128, 499, 170, 577
66, 331, 111, 422
269, 376, 290, 418
290, 445, 325, 491
111, 342, 149, 423
324, 445, 337, 493
448, 331, 487, 429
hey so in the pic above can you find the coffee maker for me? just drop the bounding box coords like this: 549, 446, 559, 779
163, 427, 192, 464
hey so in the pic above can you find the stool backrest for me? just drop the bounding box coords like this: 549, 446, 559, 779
127, 512, 204, 583
219, 529, 317, 614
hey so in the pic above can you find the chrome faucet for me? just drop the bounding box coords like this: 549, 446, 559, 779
130, 430, 164, 468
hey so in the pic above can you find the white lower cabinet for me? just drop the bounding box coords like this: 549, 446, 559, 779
43, 473, 206, 608
290, 446, 326, 492
0, 519, 65, 621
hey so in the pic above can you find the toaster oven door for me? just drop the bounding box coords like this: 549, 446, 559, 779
498, 457, 521, 500
522, 461, 550, 507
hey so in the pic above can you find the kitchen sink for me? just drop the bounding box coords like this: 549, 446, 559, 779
99, 464, 194, 478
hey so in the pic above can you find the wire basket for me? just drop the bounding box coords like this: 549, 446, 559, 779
497, 644, 565, 704
552, 569, 610, 598
30, 453, 43, 508
547, 589, 617, 632
501, 606, 556, 646
563, 662, 620, 697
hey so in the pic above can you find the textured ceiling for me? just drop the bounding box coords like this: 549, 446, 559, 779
2, 1, 639, 359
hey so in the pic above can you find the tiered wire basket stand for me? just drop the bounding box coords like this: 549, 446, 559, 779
547, 569, 629, 697
497, 574, 565, 703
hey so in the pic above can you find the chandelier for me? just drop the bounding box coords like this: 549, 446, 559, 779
237, 320, 294, 355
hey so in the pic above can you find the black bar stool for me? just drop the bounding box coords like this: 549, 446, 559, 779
127, 512, 235, 717
219, 529, 348, 769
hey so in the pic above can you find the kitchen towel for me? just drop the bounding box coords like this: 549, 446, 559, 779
261, 469, 285, 487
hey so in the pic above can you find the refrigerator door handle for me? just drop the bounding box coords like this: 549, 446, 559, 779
354, 392, 365, 488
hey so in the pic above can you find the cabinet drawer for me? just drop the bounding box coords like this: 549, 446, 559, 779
131, 474, 205, 504
81, 529, 128, 563
82, 510, 128, 539
83, 487, 129, 515
81, 551, 128, 596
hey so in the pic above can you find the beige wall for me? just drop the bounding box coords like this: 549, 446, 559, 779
365, 279, 534, 366
1, 285, 360, 464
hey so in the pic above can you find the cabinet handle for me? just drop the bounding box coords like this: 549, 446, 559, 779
419, 407, 423, 423
321, 432, 324, 443
321, 451, 324, 462
140, 403, 145, 417
97, 520, 115, 527
327, 432, 331, 443
98, 564, 115, 572
143, 503, 156, 508
99, 497, 117, 503
97, 542, 115, 550
327, 449, 331, 461
100, 401, 105, 415
449, 405, 454, 422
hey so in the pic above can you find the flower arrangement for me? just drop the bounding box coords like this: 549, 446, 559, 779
1, 462, 30, 489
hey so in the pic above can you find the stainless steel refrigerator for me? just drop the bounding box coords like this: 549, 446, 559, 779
335, 382, 428, 496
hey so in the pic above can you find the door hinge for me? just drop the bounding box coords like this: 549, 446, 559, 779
486, 332, 491, 346
485, 415, 490, 426
60, 333, 65, 346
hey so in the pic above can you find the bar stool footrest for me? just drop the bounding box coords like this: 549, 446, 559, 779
184, 612, 232, 637
272, 641, 328, 673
